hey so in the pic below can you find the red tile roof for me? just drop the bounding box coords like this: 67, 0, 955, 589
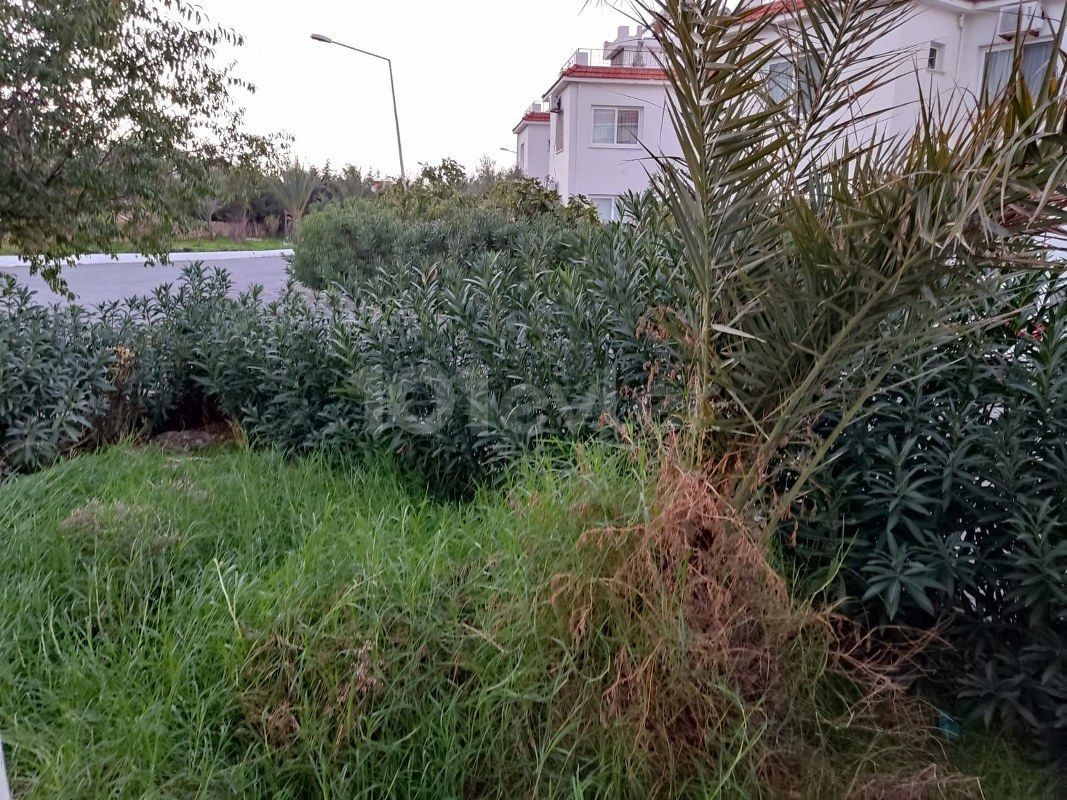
744, 0, 805, 19
512, 111, 551, 134
560, 65, 669, 81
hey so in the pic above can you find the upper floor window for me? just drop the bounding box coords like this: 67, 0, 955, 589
983, 40, 1055, 103
767, 60, 794, 104
927, 42, 946, 72
520, 143, 526, 169
555, 109, 565, 153
592, 107, 641, 145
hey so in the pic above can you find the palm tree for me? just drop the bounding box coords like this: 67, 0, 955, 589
328, 165, 378, 202
632, 0, 1067, 526
270, 160, 321, 238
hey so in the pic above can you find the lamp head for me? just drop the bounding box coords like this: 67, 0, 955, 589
310, 33, 333, 43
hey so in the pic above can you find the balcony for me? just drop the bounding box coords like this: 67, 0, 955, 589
561, 45, 665, 74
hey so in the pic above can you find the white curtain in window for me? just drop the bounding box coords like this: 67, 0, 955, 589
798, 55, 822, 114
1022, 41, 1054, 94
592, 109, 615, 144
593, 197, 616, 221
984, 42, 1054, 103
617, 109, 640, 144
983, 49, 1012, 102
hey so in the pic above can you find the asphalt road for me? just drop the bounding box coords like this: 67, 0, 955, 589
1, 254, 292, 307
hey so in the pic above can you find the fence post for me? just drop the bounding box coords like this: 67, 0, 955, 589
0, 741, 10, 800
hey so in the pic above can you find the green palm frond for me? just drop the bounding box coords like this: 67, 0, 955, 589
629, 0, 1067, 525
270, 160, 322, 231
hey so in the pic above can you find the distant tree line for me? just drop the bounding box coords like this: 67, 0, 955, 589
204, 157, 529, 242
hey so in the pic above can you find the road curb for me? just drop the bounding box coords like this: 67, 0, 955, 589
0, 249, 293, 269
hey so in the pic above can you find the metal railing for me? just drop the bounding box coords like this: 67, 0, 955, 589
562, 45, 665, 72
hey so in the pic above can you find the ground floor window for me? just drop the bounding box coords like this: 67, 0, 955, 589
590, 195, 621, 222
983, 40, 1055, 103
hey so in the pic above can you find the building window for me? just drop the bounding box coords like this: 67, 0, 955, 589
766, 56, 821, 113
983, 41, 1055, 103
927, 42, 946, 72
591, 107, 641, 145
591, 196, 620, 222
520, 143, 526, 169
767, 59, 794, 104
555, 109, 564, 153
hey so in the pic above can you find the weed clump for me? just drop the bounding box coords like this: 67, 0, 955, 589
548, 459, 976, 797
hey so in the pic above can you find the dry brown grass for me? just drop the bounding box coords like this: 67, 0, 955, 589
549, 454, 981, 798
240, 621, 386, 756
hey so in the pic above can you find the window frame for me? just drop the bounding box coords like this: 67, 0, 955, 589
554, 108, 565, 153
926, 41, 946, 73
765, 55, 821, 114
589, 195, 622, 222
590, 106, 643, 148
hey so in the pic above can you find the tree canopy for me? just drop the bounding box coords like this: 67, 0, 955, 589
0, 0, 278, 289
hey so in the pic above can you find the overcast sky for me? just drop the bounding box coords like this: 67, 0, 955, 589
201, 0, 634, 177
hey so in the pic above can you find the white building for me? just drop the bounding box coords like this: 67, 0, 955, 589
513, 26, 682, 220
512, 104, 551, 186
755, 0, 1066, 142
514, 3, 1065, 217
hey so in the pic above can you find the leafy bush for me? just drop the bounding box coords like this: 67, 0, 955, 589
290, 194, 593, 293
1, 197, 678, 492
0, 283, 117, 473
790, 297, 1067, 741
289, 201, 565, 291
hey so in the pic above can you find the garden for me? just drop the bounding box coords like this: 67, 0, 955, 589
1, 0, 1065, 797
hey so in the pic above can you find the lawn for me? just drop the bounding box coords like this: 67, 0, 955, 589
167, 237, 289, 253
0, 446, 1058, 798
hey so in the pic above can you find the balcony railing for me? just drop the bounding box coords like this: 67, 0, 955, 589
562, 45, 665, 73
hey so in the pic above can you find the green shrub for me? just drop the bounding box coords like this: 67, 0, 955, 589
0, 283, 117, 473
243, 201, 677, 490
790, 297, 1067, 743
1, 197, 679, 493
289, 199, 585, 292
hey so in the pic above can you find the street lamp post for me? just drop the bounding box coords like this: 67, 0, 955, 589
310, 33, 407, 186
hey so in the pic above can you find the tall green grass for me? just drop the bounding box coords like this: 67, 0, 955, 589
0, 446, 1057, 797
0, 444, 654, 798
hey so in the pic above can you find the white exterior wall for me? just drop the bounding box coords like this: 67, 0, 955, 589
547, 86, 576, 198
516, 122, 550, 185
757, 0, 1067, 142
547, 79, 680, 210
